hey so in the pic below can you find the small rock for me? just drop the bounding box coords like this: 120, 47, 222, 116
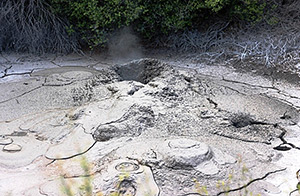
3, 144, 22, 152
0, 136, 13, 145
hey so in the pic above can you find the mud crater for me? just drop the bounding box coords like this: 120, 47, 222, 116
114, 58, 171, 84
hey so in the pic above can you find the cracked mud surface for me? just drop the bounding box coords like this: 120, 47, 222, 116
0, 54, 300, 196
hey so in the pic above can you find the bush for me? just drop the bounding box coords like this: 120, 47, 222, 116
49, 0, 270, 48
0, 0, 274, 52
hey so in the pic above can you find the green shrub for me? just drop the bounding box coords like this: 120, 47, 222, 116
229, 0, 267, 23
49, 0, 274, 48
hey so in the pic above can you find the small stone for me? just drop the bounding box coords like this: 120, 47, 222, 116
3, 144, 22, 152
0, 136, 13, 145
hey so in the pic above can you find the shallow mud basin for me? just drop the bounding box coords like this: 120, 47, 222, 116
0, 55, 300, 195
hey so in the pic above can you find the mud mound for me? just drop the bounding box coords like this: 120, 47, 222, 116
93, 104, 155, 141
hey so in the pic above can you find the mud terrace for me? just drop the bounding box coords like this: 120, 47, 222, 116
0, 54, 300, 196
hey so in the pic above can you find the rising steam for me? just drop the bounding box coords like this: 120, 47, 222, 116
108, 27, 143, 63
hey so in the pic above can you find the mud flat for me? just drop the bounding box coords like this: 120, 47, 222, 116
0, 54, 300, 195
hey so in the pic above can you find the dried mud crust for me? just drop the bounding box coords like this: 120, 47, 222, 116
88, 58, 299, 144
1, 58, 299, 195
230, 58, 300, 85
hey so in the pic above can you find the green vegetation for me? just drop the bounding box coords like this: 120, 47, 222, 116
1, 0, 285, 54
49, 0, 271, 48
